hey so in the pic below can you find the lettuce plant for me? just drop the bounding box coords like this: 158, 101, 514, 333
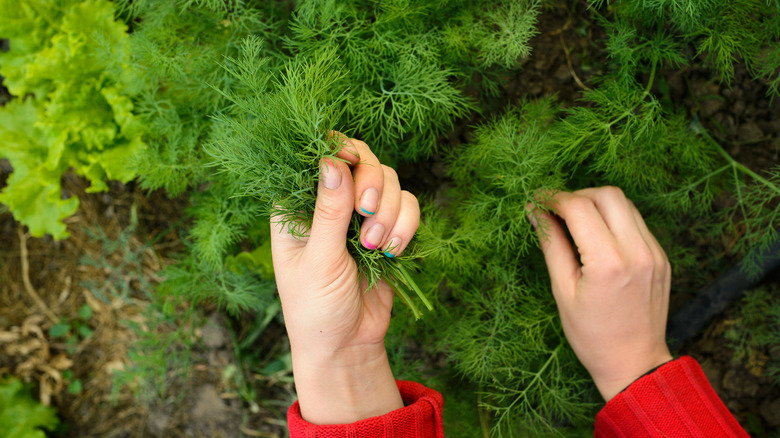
0, 0, 144, 238
0, 377, 59, 438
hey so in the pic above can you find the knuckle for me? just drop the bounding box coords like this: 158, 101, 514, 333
634, 247, 655, 270
401, 194, 421, 229
350, 138, 369, 150
401, 190, 419, 206
382, 164, 398, 180
601, 185, 625, 200
314, 201, 344, 221
560, 196, 594, 217
654, 266, 666, 284
599, 249, 627, 274
604, 258, 627, 277
565, 197, 593, 215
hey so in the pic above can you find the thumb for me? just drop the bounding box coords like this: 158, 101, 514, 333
527, 205, 580, 300
307, 157, 355, 255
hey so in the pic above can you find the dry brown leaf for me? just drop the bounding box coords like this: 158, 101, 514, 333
6, 338, 43, 356
82, 288, 108, 316
16, 358, 40, 377
39, 372, 61, 406
39, 364, 62, 384
58, 275, 73, 304
0, 330, 21, 343
103, 360, 125, 375
22, 314, 45, 337
50, 353, 74, 370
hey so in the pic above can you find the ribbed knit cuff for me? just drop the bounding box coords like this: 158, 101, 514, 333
595, 356, 749, 438
288, 380, 445, 438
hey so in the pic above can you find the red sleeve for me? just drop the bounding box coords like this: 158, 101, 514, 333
287, 380, 445, 438
595, 356, 749, 437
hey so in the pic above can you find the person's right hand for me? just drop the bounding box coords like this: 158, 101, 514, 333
529, 186, 673, 401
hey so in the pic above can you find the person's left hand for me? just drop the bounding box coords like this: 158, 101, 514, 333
271, 133, 420, 424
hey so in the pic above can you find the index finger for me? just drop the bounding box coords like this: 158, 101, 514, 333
545, 191, 618, 265
330, 133, 384, 217
572, 187, 646, 253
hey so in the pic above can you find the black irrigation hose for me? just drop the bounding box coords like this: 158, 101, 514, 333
667, 235, 780, 351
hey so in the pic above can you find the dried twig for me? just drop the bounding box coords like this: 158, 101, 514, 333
17, 226, 57, 323
559, 34, 591, 91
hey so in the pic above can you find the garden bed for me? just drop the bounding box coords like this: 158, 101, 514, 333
0, 0, 779, 436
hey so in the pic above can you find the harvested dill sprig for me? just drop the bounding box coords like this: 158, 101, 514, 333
206, 36, 432, 316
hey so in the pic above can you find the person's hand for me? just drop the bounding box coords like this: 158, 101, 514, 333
529, 186, 673, 401
270, 134, 420, 424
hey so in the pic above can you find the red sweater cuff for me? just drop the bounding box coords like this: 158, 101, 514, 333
287, 380, 445, 438
595, 356, 749, 437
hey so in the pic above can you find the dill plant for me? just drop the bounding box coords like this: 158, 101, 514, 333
206, 36, 434, 315
725, 286, 780, 386
405, 100, 597, 436
582, 0, 780, 275
4, 0, 779, 435
590, 0, 780, 94
285, 0, 540, 159
113, 0, 282, 197
105, 0, 286, 313
109, 0, 542, 315
387, 3, 780, 436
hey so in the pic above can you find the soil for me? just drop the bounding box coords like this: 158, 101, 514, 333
0, 175, 292, 437
682, 272, 780, 436
0, 1, 779, 436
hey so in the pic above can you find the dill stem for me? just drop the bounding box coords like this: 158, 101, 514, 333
397, 263, 434, 311
644, 60, 657, 95
703, 131, 780, 197
384, 274, 422, 319
499, 344, 562, 416
477, 390, 492, 438
603, 60, 659, 131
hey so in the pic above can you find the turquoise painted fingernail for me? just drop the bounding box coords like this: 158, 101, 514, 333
360, 188, 379, 215
383, 237, 401, 258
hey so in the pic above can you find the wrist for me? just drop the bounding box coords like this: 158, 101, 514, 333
291, 343, 404, 424
593, 350, 674, 401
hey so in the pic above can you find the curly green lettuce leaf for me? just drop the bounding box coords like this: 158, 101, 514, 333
0, 377, 59, 438
0, 100, 79, 238
0, 0, 145, 238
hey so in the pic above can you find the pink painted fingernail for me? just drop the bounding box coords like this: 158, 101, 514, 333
321, 159, 341, 190
362, 223, 385, 250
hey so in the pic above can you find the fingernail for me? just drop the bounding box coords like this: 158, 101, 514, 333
362, 223, 385, 250
383, 237, 401, 258
360, 188, 378, 215
321, 159, 341, 190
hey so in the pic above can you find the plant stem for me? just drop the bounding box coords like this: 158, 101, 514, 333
397, 263, 434, 311
17, 226, 57, 323
384, 274, 422, 319
477, 390, 492, 438
603, 61, 659, 131
703, 131, 780, 197
644, 60, 657, 96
